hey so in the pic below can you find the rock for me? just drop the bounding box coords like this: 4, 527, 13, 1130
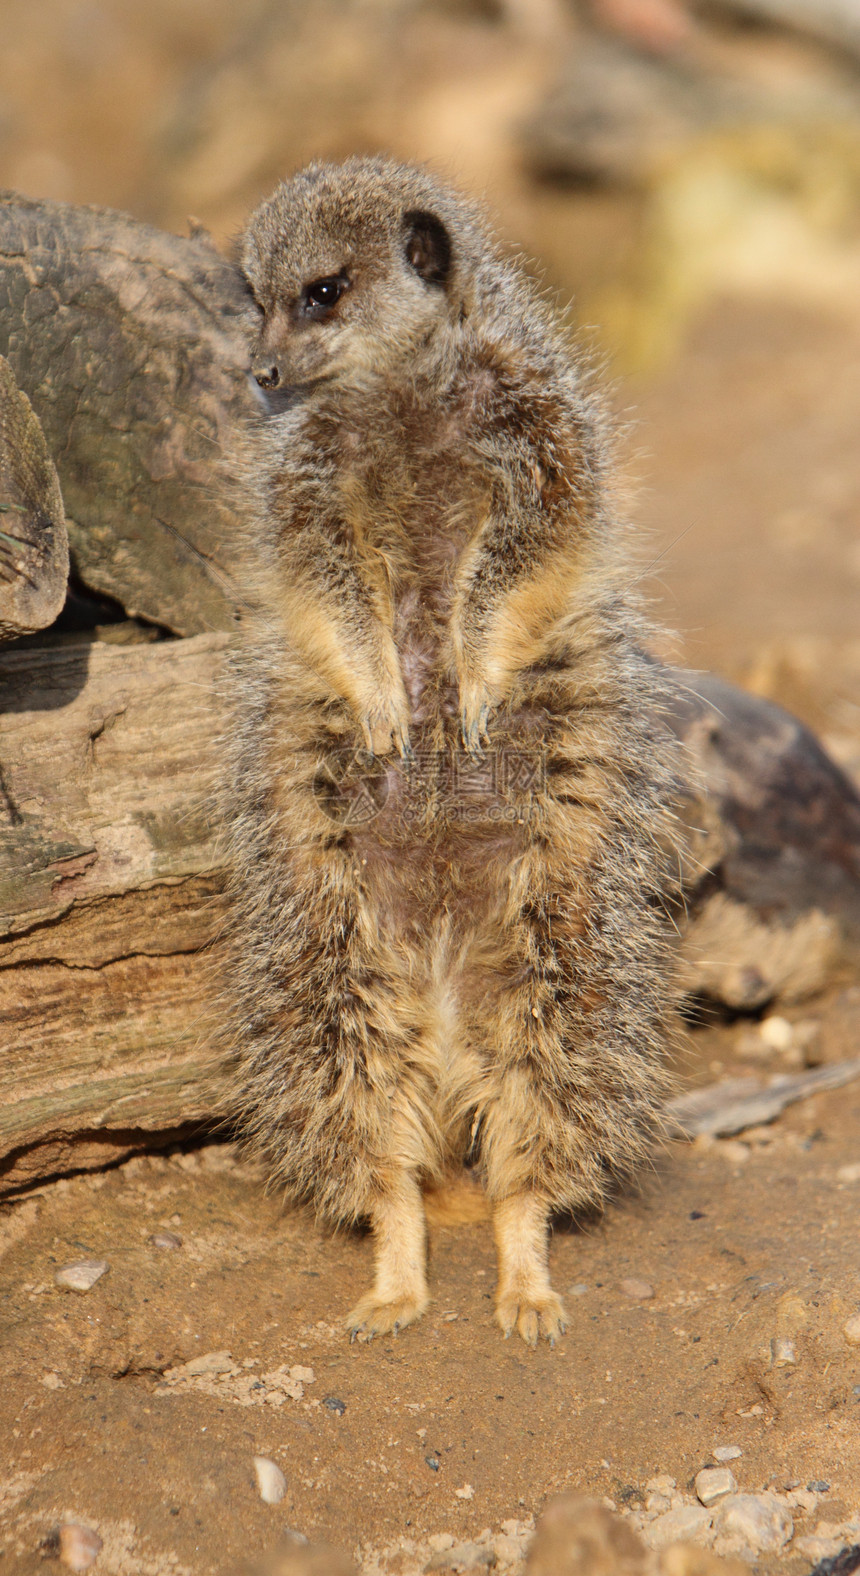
525, 1495, 646, 1574
289, 1365, 315, 1384
643, 1507, 714, 1549
455, 1484, 475, 1501
759, 1016, 794, 1051
54, 1260, 108, 1292
695, 1469, 737, 1507
843, 1314, 860, 1345
657, 1548, 748, 1576
239, 1539, 356, 1576
427, 1536, 456, 1555
712, 1448, 741, 1464
178, 1350, 235, 1376
56, 1524, 103, 1572
425, 1544, 496, 1572
646, 1478, 677, 1495
837, 1164, 860, 1183
493, 1532, 528, 1564
773, 1336, 797, 1364
712, 1494, 793, 1555
620, 1278, 655, 1300
148, 1230, 183, 1249
253, 1456, 287, 1505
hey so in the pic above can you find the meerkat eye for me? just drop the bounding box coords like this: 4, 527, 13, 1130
300, 274, 348, 318
403, 210, 452, 288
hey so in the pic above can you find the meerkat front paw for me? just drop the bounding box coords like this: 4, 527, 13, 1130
495, 1288, 567, 1348
345, 1289, 429, 1342
359, 694, 412, 760
458, 678, 498, 756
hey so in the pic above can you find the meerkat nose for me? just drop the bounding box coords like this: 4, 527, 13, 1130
253, 361, 281, 389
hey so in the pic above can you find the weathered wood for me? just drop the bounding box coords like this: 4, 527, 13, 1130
1, 637, 859, 1192
0, 632, 228, 1190
0, 193, 260, 634
0, 355, 69, 639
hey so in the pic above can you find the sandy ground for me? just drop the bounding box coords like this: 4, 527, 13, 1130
2, 289, 860, 1574
2, 6, 860, 1570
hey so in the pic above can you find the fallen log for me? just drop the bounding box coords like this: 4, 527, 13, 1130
0, 355, 69, 640
0, 630, 227, 1191
1, 630, 859, 1193
0, 192, 259, 634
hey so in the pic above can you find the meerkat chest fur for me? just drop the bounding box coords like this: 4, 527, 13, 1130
269, 362, 504, 731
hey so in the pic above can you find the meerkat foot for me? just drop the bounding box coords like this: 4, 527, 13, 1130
495, 1286, 567, 1347
493, 1192, 567, 1347
345, 1173, 429, 1343
345, 1286, 430, 1341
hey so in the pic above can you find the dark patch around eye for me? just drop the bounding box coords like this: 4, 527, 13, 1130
403, 210, 452, 288
299, 274, 349, 320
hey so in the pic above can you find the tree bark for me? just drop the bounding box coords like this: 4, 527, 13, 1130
0, 193, 260, 635
0, 355, 69, 640
0, 630, 227, 1191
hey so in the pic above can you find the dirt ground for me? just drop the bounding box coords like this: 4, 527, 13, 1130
2, 4, 860, 1572
3, 289, 860, 1575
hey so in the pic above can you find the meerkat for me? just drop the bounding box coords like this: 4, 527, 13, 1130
223, 156, 681, 1347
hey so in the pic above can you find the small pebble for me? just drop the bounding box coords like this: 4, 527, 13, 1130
568, 1284, 588, 1297
57, 1523, 103, 1572
619, 1278, 654, 1300
759, 1016, 793, 1051
808, 1480, 831, 1493
54, 1261, 108, 1293
323, 1396, 346, 1415
696, 1468, 737, 1507
253, 1455, 287, 1505
713, 1447, 742, 1463
41, 1372, 62, 1390
843, 1315, 860, 1346
148, 1230, 182, 1249
837, 1163, 860, 1183
773, 1336, 797, 1365
454, 1484, 475, 1500
713, 1493, 793, 1554
645, 1476, 677, 1495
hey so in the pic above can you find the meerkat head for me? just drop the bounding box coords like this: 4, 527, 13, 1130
242, 157, 485, 394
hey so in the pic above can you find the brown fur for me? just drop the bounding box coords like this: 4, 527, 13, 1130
222, 157, 682, 1345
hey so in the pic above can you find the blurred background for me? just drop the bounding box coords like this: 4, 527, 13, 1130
0, 0, 858, 770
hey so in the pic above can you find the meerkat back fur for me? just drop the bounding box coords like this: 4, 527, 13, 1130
224, 156, 681, 1346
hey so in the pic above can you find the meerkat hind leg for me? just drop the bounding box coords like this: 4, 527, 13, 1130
493, 1193, 567, 1347
346, 1173, 429, 1341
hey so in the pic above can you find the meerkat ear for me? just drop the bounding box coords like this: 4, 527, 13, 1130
403, 210, 452, 288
